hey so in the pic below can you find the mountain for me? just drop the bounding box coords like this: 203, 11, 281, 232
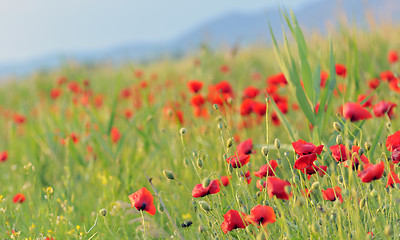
1, 0, 400, 78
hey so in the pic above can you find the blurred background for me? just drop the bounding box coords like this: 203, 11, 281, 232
0, 0, 399, 79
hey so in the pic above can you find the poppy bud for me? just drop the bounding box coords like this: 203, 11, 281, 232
163, 170, 175, 180
226, 138, 233, 148
261, 147, 269, 156
158, 203, 164, 213
293, 175, 300, 184
213, 104, 219, 111
99, 208, 107, 217
336, 135, 343, 145
378, 142, 383, 148
353, 139, 359, 146
311, 222, 320, 233
197, 158, 203, 168
330, 212, 337, 221
311, 182, 320, 190
359, 197, 366, 209
183, 158, 189, 167
370, 190, 378, 198
198, 225, 205, 233
337, 175, 344, 184
217, 123, 223, 130
192, 151, 198, 157
333, 122, 342, 132
284, 151, 290, 158
256, 191, 261, 198
236, 194, 243, 205
274, 139, 280, 149
387, 122, 392, 129
358, 148, 364, 156
179, 128, 186, 135
364, 142, 371, 151
202, 178, 211, 188
284, 185, 291, 195
384, 225, 393, 236
199, 201, 210, 212
228, 164, 234, 174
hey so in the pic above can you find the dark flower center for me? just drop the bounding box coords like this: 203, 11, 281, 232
139, 203, 147, 211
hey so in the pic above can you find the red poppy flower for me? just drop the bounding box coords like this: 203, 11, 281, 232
253, 102, 267, 116
70, 133, 79, 144
220, 209, 249, 234
322, 186, 343, 203
345, 145, 369, 169
294, 153, 318, 170
267, 72, 287, 86
246, 205, 276, 227
387, 170, 400, 188
255, 160, 278, 178
220, 176, 231, 186
191, 180, 220, 198
271, 112, 280, 126
187, 80, 204, 93
256, 180, 266, 191
120, 88, 132, 99
243, 86, 260, 99
134, 70, 144, 78
13, 193, 25, 203
128, 187, 156, 215
226, 154, 250, 168
0, 151, 8, 162
373, 101, 397, 119
111, 127, 121, 143
13, 114, 26, 124
190, 94, 205, 107
220, 65, 230, 74
237, 138, 253, 155
389, 79, 400, 93
320, 71, 329, 88
380, 71, 396, 82
358, 162, 385, 183
240, 99, 254, 116
57, 76, 67, 85
68, 81, 81, 93
292, 140, 323, 156
241, 170, 252, 184
302, 188, 311, 198
391, 148, 400, 163
301, 165, 327, 180
330, 144, 350, 162
368, 78, 380, 90
266, 177, 291, 200
388, 50, 398, 64
342, 103, 372, 122
50, 88, 62, 99
386, 131, 400, 151
335, 64, 347, 78
357, 94, 374, 108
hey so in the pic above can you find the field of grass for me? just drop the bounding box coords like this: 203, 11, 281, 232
2, 12, 400, 239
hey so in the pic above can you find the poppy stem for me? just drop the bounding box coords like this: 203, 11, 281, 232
140, 211, 147, 240
145, 173, 184, 240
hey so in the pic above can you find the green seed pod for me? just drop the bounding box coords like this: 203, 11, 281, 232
274, 139, 281, 150
387, 122, 392, 129
197, 158, 203, 168
199, 201, 211, 212
202, 178, 211, 188
364, 142, 372, 151
99, 208, 107, 217
226, 138, 234, 148
370, 189, 378, 198
384, 225, 393, 236
179, 128, 186, 135
213, 104, 219, 111
311, 182, 320, 190
333, 122, 342, 133
163, 170, 175, 180
261, 147, 269, 156
336, 135, 343, 145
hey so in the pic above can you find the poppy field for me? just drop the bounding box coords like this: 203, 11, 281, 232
3, 13, 400, 239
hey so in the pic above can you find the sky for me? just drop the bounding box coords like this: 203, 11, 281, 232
0, 0, 317, 65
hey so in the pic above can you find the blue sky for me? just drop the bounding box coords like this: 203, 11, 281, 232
0, 0, 317, 64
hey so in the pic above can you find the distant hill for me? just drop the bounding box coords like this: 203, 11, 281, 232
1, 0, 400, 78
